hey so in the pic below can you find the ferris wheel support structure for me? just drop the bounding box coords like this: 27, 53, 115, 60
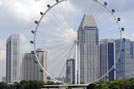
30, 0, 125, 85
74, 40, 80, 84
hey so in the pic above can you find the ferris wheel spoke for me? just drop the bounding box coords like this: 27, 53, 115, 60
39, 17, 76, 36
98, 19, 117, 29
57, 1, 74, 31
100, 29, 119, 35
36, 32, 74, 42
51, 8, 72, 31
100, 30, 119, 37
100, 27, 118, 33
89, 1, 97, 16
32, 0, 123, 84
59, 47, 77, 79
83, 0, 90, 14
49, 43, 75, 74
49, 43, 74, 56
58, 44, 76, 79
90, 3, 101, 18
66, 1, 73, 26
92, 5, 104, 19
97, 14, 116, 28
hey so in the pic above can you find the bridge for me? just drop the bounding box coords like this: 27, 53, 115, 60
41, 84, 89, 89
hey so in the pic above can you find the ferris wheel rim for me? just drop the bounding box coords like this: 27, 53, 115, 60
31, 0, 124, 84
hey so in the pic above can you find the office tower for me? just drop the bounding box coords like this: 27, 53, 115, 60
21, 49, 47, 82
66, 59, 75, 83
78, 15, 100, 83
6, 34, 20, 83
100, 39, 116, 81
115, 38, 134, 79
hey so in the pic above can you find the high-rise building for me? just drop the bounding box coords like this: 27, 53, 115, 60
6, 34, 20, 83
66, 59, 75, 83
78, 15, 100, 83
21, 49, 47, 82
115, 38, 134, 79
100, 39, 116, 81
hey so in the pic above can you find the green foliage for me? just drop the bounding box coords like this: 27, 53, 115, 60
96, 82, 109, 89
46, 81, 55, 85
2, 78, 134, 89
3, 80, 45, 89
87, 78, 134, 89
88, 83, 97, 89
0, 82, 8, 89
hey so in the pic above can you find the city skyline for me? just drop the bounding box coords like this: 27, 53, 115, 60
0, 0, 134, 81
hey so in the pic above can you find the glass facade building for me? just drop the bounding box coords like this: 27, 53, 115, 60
115, 38, 134, 79
66, 59, 75, 83
78, 15, 100, 83
6, 34, 20, 83
100, 39, 115, 81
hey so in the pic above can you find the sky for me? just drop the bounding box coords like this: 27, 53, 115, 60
0, 0, 134, 81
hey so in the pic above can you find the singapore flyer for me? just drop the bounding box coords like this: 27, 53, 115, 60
30, 0, 124, 85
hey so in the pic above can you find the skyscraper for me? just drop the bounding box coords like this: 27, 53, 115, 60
100, 39, 116, 81
21, 49, 47, 82
66, 59, 75, 83
6, 34, 20, 83
115, 38, 134, 79
78, 15, 100, 83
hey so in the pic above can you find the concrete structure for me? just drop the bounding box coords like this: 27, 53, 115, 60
115, 38, 134, 79
2, 77, 6, 82
6, 34, 20, 83
41, 84, 89, 89
78, 15, 100, 83
100, 39, 116, 81
21, 49, 47, 82
66, 59, 75, 83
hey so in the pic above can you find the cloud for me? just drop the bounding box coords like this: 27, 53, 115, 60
122, 32, 134, 41
0, 1, 2, 6
0, 40, 6, 61
2, 0, 49, 21
0, 40, 6, 50
0, 50, 6, 61
63, 28, 77, 41
20, 34, 31, 53
108, 0, 134, 12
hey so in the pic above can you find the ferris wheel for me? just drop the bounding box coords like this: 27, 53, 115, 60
30, 0, 124, 84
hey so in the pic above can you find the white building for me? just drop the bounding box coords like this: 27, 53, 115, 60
21, 49, 47, 82
6, 34, 20, 83
78, 15, 100, 83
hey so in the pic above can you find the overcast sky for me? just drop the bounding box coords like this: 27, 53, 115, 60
0, 0, 134, 81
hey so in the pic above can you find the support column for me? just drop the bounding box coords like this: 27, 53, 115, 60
75, 40, 80, 84
75, 40, 78, 84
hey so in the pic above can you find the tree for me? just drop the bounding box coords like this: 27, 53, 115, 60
0, 82, 8, 89
88, 83, 97, 89
108, 80, 120, 89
